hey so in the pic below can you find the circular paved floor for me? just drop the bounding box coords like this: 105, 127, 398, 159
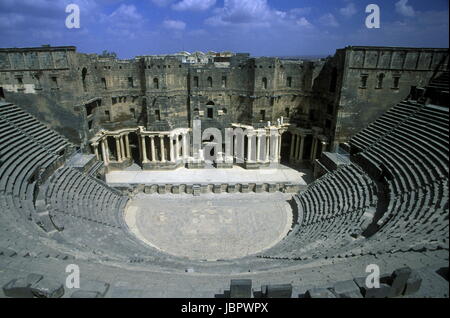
123, 192, 294, 261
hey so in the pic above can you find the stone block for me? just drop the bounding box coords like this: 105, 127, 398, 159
3, 274, 64, 298
389, 267, 412, 297
354, 277, 392, 298
71, 291, 102, 298
193, 185, 201, 196
213, 184, 222, 194
172, 185, 180, 194
241, 184, 250, 193
31, 279, 65, 298
230, 279, 252, 298
332, 280, 363, 298
268, 183, 277, 193
262, 284, 292, 298
71, 280, 110, 298
2, 273, 43, 298
284, 184, 299, 193
157, 185, 166, 194
136, 184, 144, 193
304, 288, 337, 298
3, 279, 34, 298
227, 184, 237, 193
147, 185, 157, 194
403, 271, 422, 296
255, 184, 264, 193
144, 186, 152, 194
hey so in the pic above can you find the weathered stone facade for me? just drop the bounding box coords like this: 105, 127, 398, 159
312, 46, 449, 150
1, 45, 447, 164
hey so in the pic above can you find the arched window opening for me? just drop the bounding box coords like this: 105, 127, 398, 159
262, 77, 268, 90
376, 73, 385, 89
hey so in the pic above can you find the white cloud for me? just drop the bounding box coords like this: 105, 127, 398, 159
205, 0, 312, 29
109, 4, 142, 21
296, 17, 311, 27
339, 3, 357, 18
206, 0, 273, 26
163, 19, 186, 30
395, 0, 415, 17
104, 4, 146, 38
319, 13, 339, 27
172, 0, 216, 11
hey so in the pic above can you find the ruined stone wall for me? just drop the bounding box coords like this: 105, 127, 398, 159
2, 45, 446, 152
143, 56, 188, 131
334, 47, 449, 148
0, 47, 84, 143
77, 54, 144, 134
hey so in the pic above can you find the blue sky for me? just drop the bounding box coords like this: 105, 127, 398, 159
0, 0, 448, 58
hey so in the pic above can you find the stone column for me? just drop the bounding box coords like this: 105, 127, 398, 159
92, 143, 99, 160
150, 136, 156, 162
310, 136, 317, 162
159, 135, 166, 162
182, 133, 188, 159
175, 134, 180, 161
257, 133, 262, 162
115, 136, 122, 162
295, 134, 301, 161
247, 133, 254, 162
141, 135, 148, 163
277, 133, 282, 162
273, 133, 279, 163
289, 134, 296, 160
101, 140, 108, 165
169, 135, 175, 163
124, 134, 130, 159
265, 135, 270, 163
320, 141, 328, 157
119, 135, 126, 161
105, 139, 110, 163
298, 134, 306, 162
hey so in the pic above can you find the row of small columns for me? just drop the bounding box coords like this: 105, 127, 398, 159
245, 130, 282, 163
289, 131, 328, 163
289, 133, 307, 162
93, 129, 283, 166
141, 132, 189, 164
310, 135, 328, 162
92, 134, 131, 166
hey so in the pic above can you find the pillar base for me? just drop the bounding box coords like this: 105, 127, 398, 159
216, 162, 233, 169
143, 161, 182, 170
244, 162, 261, 170
106, 158, 133, 170
187, 161, 205, 169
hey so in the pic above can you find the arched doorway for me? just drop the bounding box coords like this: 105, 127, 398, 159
280, 131, 293, 164
206, 101, 214, 119
128, 132, 142, 167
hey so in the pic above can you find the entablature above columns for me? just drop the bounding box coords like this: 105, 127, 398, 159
89, 127, 192, 144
